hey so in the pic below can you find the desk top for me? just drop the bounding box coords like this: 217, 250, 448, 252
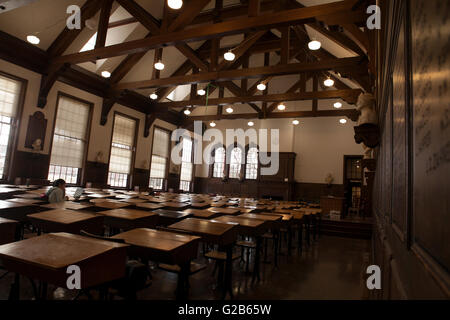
111, 228, 200, 252
0, 232, 127, 270
93, 201, 130, 210
153, 209, 192, 219
135, 202, 164, 210
28, 209, 99, 225
183, 208, 216, 218
40, 201, 93, 211
98, 208, 157, 220
168, 217, 236, 237
6, 198, 44, 205
238, 213, 283, 222
161, 202, 190, 209
211, 215, 265, 228
207, 207, 240, 215
119, 198, 147, 204
0, 199, 31, 209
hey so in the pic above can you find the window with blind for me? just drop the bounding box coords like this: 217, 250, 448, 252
179, 138, 193, 192
108, 114, 136, 188
245, 147, 258, 180
229, 147, 242, 179
149, 127, 170, 190
212, 146, 225, 178
0, 73, 23, 179
48, 94, 91, 184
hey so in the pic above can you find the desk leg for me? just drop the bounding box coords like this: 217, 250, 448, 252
298, 223, 303, 255
222, 245, 233, 300
252, 236, 262, 283
8, 273, 20, 300
176, 261, 190, 300
273, 231, 279, 269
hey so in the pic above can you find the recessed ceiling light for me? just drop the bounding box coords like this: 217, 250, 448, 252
257, 83, 266, 91
184, 109, 191, 115
226, 107, 234, 113
292, 120, 299, 125
150, 93, 158, 100
167, 0, 183, 10
339, 118, 347, 124
277, 103, 286, 111
197, 89, 206, 96
224, 50, 235, 61
324, 78, 334, 87
210, 121, 216, 127
248, 121, 254, 127
308, 40, 321, 51
27, 35, 40, 45
101, 71, 111, 78
154, 60, 165, 70
334, 102, 342, 109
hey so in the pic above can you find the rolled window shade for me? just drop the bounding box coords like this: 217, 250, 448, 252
150, 155, 166, 178
152, 128, 170, 157
109, 115, 136, 175
111, 115, 136, 147
50, 96, 90, 168
0, 74, 21, 118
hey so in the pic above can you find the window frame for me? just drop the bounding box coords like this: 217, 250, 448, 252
226, 142, 245, 180
0, 71, 27, 183
179, 135, 195, 192
148, 125, 171, 191
208, 143, 226, 179
48, 92, 93, 186
244, 144, 260, 181
107, 111, 139, 189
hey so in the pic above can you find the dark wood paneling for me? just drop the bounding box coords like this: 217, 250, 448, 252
132, 168, 149, 190
84, 161, 109, 188
9, 151, 50, 184
294, 182, 344, 202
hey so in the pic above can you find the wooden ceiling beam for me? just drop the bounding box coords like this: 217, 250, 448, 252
54, 1, 358, 65
175, 43, 210, 72
184, 109, 358, 121
115, 57, 364, 90
156, 89, 362, 108
95, 0, 114, 49
115, 0, 161, 34
47, 0, 103, 57
168, 0, 211, 32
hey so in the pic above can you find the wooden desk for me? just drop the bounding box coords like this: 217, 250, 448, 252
6, 198, 44, 205
14, 193, 42, 199
28, 209, 103, 235
153, 209, 192, 226
161, 202, 190, 210
0, 233, 127, 298
0, 200, 39, 222
211, 215, 266, 282
135, 202, 164, 210
119, 198, 147, 204
190, 202, 210, 209
167, 218, 237, 299
183, 208, 217, 219
238, 213, 282, 228
207, 207, 240, 215
0, 217, 18, 245
98, 209, 158, 231
92, 201, 130, 210
40, 201, 93, 211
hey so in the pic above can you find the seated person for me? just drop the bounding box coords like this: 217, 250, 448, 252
46, 179, 67, 203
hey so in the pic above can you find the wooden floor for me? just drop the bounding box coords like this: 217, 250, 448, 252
0, 235, 371, 300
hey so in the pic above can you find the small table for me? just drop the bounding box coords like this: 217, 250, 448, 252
153, 209, 192, 226
135, 202, 164, 210
28, 209, 104, 235
40, 201, 93, 211
183, 208, 217, 219
0, 233, 128, 299
167, 218, 238, 299
98, 209, 158, 231
111, 228, 200, 299
207, 207, 240, 215
161, 202, 190, 211
0, 217, 18, 245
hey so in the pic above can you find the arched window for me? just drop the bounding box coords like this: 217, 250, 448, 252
179, 137, 193, 192
245, 147, 258, 180
229, 147, 242, 179
212, 146, 225, 178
